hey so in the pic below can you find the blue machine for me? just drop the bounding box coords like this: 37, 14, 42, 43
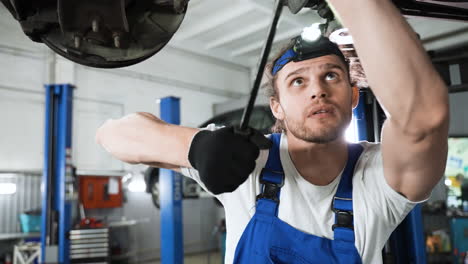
353, 90, 427, 263
41, 84, 74, 264
159, 97, 184, 264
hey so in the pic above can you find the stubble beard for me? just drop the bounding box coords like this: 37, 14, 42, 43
284, 111, 351, 144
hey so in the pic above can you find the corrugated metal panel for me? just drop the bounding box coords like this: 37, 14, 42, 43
0, 172, 41, 233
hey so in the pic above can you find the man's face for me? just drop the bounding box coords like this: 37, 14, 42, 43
270, 54, 358, 143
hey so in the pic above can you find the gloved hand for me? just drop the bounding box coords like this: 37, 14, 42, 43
188, 126, 272, 195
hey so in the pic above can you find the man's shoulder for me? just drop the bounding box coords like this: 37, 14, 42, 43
353, 141, 383, 176
355, 140, 380, 148
355, 141, 381, 156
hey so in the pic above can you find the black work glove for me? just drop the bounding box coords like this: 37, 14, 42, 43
188, 126, 272, 195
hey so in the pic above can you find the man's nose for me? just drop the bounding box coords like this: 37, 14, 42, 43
310, 82, 329, 100
311, 92, 327, 99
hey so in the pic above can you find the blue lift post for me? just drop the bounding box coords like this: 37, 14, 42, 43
159, 97, 184, 264
353, 91, 369, 142
41, 84, 74, 264
353, 90, 427, 263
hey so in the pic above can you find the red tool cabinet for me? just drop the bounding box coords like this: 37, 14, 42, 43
79, 176, 123, 209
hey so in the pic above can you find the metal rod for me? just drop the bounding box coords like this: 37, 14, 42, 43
432, 52, 468, 63
372, 97, 381, 143
422, 26, 468, 46
449, 84, 468, 93
395, 0, 468, 21
239, 0, 283, 130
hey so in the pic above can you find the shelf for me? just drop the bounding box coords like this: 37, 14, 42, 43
0, 232, 40, 241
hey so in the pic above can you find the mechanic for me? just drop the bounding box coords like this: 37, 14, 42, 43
95, 0, 449, 263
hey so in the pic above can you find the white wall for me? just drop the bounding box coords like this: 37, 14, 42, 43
0, 6, 250, 172
0, 5, 242, 258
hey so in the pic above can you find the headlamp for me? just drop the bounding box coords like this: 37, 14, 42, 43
301, 23, 322, 42
272, 25, 347, 76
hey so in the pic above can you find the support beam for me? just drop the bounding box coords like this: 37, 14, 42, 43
175, 4, 254, 40
243, 0, 303, 27
169, 40, 249, 68
85, 66, 246, 99
422, 26, 468, 45
231, 26, 302, 57
207, 20, 270, 49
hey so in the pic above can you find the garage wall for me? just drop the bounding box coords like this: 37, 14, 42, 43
449, 92, 468, 136
0, 5, 243, 258
0, 172, 42, 233
0, 6, 250, 172
0, 52, 247, 171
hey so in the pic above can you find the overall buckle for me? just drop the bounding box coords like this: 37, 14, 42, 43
256, 169, 284, 203
332, 197, 354, 231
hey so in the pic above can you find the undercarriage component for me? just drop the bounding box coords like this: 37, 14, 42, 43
1, 0, 467, 68
0, 0, 188, 68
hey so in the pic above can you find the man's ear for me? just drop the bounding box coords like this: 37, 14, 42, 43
270, 97, 284, 120
351, 86, 359, 109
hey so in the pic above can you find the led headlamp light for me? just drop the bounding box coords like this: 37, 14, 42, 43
272, 26, 347, 76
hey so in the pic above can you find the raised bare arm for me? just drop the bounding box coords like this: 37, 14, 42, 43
95, 112, 198, 169
328, 0, 450, 201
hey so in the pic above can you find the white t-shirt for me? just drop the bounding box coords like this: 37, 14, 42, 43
181, 133, 424, 264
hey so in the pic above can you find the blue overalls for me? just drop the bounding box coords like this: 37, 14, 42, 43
233, 133, 364, 264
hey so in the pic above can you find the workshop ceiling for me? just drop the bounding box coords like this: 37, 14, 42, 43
168, 0, 468, 68
0, 1, 467, 69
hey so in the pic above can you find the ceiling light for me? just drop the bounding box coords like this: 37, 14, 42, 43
0, 183, 17, 195
329, 28, 354, 45
127, 172, 146, 193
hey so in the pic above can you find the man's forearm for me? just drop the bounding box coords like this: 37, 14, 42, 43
142, 119, 198, 168
328, 0, 449, 135
96, 112, 198, 168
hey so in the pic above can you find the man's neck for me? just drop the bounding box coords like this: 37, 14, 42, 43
286, 133, 348, 186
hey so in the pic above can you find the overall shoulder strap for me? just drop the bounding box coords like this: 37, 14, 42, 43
262, 133, 283, 183
332, 144, 364, 242
256, 133, 285, 216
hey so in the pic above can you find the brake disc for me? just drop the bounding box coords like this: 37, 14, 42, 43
1, 0, 188, 68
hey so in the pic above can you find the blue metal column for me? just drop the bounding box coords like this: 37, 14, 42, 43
389, 205, 427, 264
41, 84, 55, 263
353, 91, 368, 141
41, 84, 74, 264
57, 84, 74, 263
159, 97, 184, 264
406, 206, 427, 263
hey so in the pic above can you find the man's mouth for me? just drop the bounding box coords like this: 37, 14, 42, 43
314, 110, 329, 115
308, 105, 335, 117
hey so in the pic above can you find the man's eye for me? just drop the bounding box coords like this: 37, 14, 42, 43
291, 78, 304, 87
325, 72, 338, 81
